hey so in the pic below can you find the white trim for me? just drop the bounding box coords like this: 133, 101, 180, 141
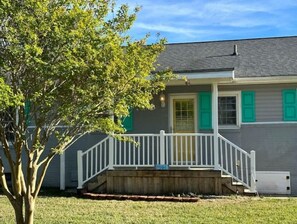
218, 91, 241, 129
228, 76, 297, 85
167, 74, 297, 86
169, 94, 198, 133
176, 71, 234, 79
242, 121, 297, 125
167, 71, 234, 86
212, 83, 219, 170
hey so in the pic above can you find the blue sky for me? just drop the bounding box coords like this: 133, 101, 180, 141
117, 0, 297, 43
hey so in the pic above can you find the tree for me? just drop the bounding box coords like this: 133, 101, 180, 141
0, 0, 173, 223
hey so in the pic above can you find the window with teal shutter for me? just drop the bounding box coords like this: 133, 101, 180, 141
242, 91, 255, 122
282, 89, 297, 121
122, 109, 133, 131
198, 92, 212, 130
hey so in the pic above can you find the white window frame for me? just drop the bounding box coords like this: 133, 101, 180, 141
218, 91, 241, 129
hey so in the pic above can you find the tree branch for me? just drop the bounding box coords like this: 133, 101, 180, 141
33, 153, 55, 198
0, 156, 14, 202
0, 127, 17, 195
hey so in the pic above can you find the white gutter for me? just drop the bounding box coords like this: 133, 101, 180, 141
167, 72, 297, 86
225, 75, 297, 85
176, 70, 234, 79
167, 70, 235, 86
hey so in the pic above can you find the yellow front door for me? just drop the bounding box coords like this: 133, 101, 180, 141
172, 98, 195, 163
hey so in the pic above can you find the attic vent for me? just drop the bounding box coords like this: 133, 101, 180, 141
233, 44, 238, 56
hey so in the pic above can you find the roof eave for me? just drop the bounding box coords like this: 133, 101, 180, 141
166, 70, 234, 86
226, 75, 297, 85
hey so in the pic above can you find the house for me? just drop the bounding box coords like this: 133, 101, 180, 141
47, 36, 297, 195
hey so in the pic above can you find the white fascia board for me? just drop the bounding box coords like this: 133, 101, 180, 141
226, 76, 297, 85
177, 71, 234, 79
166, 70, 234, 86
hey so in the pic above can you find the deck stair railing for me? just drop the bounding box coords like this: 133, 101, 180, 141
77, 130, 256, 192
77, 136, 110, 189
218, 134, 256, 191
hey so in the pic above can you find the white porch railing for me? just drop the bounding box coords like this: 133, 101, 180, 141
77, 136, 110, 189
165, 133, 215, 167
77, 130, 256, 192
218, 134, 256, 191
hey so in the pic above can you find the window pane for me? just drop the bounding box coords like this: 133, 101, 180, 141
218, 96, 237, 125
174, 99, 195, 131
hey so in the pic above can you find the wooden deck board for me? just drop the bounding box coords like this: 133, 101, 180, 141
104, 170, 238, 195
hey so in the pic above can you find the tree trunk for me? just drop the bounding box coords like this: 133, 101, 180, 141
24, 196, 35, 224
12, 198, 24, 224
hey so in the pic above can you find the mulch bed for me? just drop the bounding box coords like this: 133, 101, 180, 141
81, 192, 199, 202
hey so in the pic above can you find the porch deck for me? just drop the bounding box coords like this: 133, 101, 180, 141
87, 169, 245, 195
77, 131, 256, 194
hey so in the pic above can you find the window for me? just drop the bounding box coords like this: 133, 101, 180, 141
218, 96, 237, 125
218, 92, 241, 128
198, 91, 254, 130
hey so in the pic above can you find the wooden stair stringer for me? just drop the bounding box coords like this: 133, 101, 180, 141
221, 175, 245, 195
87, 171, 107, 193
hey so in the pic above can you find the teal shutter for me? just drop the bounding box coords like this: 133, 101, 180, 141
242, 91, 255, 122
199, 92, 212, 130
122, 109, 133, 131
24, 100, 31, 125
282, 89, 297, 121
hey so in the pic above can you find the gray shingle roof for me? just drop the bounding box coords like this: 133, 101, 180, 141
156, 36, 297, 78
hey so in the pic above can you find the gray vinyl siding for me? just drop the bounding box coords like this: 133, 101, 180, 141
218, 83, 297, 194
43, 155, 60, 187
220, 83, 297, 122
220, 124, 297, 195
132, 85, 211, 134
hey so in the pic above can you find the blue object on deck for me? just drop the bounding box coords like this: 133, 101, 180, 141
155, 164, 169, 170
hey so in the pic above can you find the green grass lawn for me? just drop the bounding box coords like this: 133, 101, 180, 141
0, 195, 296, 223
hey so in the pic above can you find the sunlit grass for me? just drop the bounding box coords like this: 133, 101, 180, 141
0, 195, 296, 223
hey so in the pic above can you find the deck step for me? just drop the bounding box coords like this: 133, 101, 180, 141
244, 189, 258, 196
87, 173, 107, 192
221, 176, 245, 194
232, 182, 244, 186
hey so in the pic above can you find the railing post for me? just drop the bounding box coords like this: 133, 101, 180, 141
108, 136, 114, 170
160, 130, 165, 164
77, 150, 83, 189
212, 83, 220, 170
250, 150, 257, 192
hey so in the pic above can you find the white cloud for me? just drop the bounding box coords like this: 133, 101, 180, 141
205, 1, 271, 14
134, 23, 198, 37
118, 0, 297, 42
